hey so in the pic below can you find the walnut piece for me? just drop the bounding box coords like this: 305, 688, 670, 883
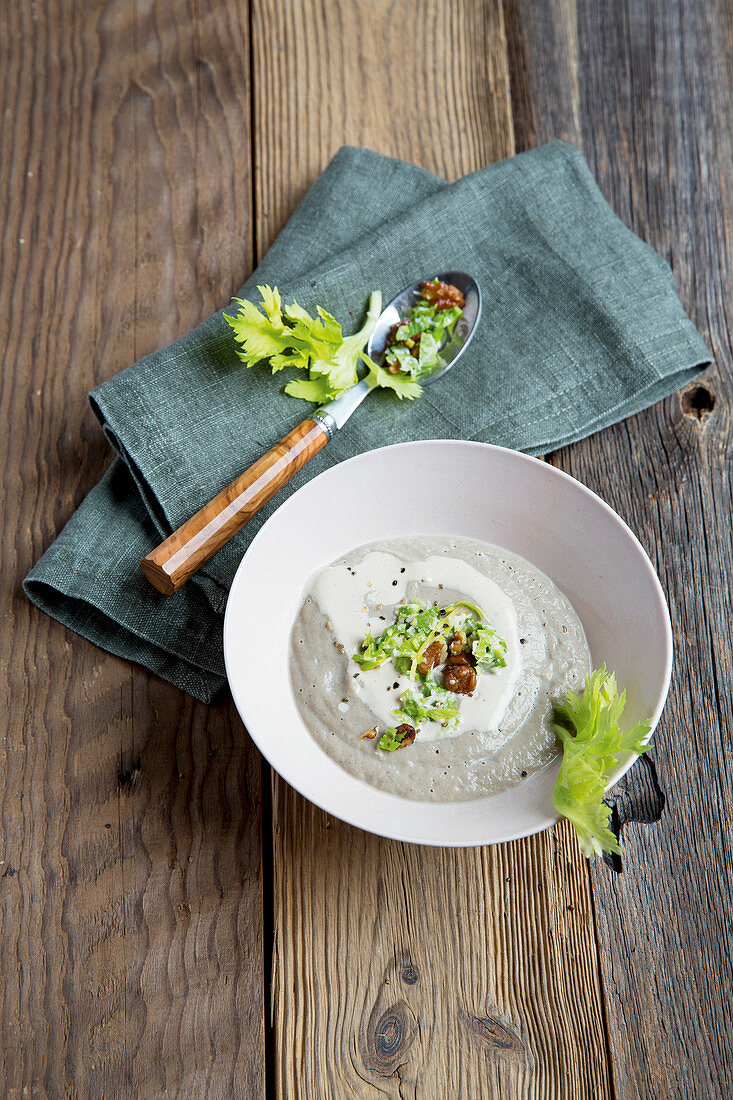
443, 662, 477, 695
419, 279, 466, 311
395, 723, 417, 747
417, 637, 448, 676
446, 652, 473, 667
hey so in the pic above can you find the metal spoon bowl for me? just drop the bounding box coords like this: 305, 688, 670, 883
313, 271, 481, 435
368, 271, 482, 383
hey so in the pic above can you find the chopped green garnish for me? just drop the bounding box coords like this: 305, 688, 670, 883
350, 631, 388, 670
552, 665, 652, 858
383, 284, 464, 381
225, 286, 422, 403
354, 597, 508, 753
396, 680, 461, 727
352, 599, 508, 684
378, 727, 411, 751
383, 331, 442, 377
352, 601, 443, 677
466, 620, 508, 670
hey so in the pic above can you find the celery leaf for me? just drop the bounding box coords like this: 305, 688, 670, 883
224, 286, 385, 402
552, 665, 652, 858
364, 357, 423, 400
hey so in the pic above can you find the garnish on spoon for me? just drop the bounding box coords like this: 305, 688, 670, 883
383, 278, 465, 380
552, 665, 652, 858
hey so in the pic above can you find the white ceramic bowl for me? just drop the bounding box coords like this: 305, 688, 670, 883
224, 441, 672, 847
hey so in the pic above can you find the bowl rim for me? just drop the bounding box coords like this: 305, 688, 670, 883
223, 439, 673, 847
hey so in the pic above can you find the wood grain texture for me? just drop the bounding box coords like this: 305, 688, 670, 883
142, 418, 328, 594
0, 0, 265, 1095
271, 794, 611, 1098
252, 2, 612, 1095
504, 0, 733, 1094
251, 0, 515, 233
5, 0, 731, 1095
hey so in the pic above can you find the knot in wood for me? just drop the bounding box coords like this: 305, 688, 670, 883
401, 964, 420, 985
376, 1006, 407, 1057
464, 1013, 524, 1056
681, 384, 715, 420
363, 999, 417, 1076
117, 760, 141, 792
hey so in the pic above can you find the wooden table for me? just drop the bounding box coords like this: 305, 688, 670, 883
2, 1, 730, 1095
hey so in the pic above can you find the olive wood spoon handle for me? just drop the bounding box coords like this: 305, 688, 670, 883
141, 418, 328, 594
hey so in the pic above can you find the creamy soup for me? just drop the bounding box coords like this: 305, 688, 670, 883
289, 536, 590, 801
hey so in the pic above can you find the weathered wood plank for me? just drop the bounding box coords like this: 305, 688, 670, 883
271, 792, 612, 1098
0, 0, 265, 1095
252, 1, 612, 1095
251, 0, 514, 239
504, 0, 733, 1094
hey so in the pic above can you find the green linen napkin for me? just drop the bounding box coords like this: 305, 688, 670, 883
24, 142, 711, 701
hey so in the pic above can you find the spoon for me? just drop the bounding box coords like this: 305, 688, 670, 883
141, 271, 481, 594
